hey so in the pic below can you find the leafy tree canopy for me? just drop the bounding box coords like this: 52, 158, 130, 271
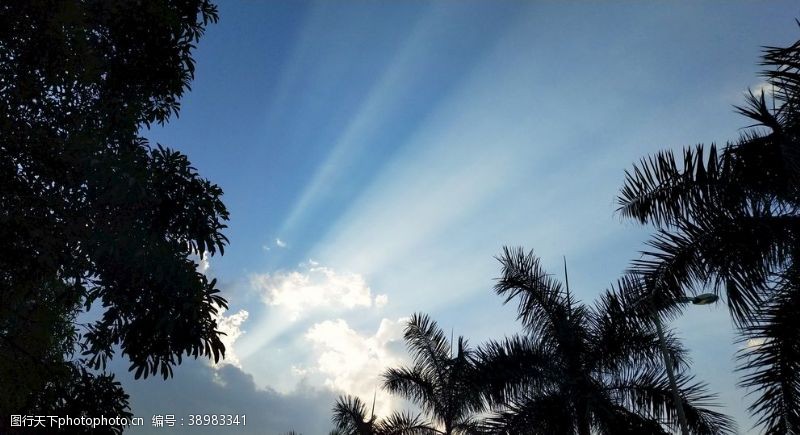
0, 0, 228, 428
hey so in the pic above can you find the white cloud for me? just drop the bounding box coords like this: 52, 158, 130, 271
304, 317, 409, 417
190, 251, 249, 368
291, 365, 309, 377
194, 252, 211, 275
190, 252, 247, 368
251, 262, 388, 320
276, 238, 287, 248
747, 81, 774, 97
745, 337, 767, 350
213, 308, 250, 368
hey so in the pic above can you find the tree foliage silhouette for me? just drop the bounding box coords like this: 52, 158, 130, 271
475, 248, 735, 435
330, 394, 432, 435
381, 313, 486, 435
0, 0, 227, 428
617, 33, 800, 433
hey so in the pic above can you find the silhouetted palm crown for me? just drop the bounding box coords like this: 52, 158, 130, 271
617, 37, 800, 433
382, 313, 485, 434
476, 248, 735, 435
331, 394, 431, 435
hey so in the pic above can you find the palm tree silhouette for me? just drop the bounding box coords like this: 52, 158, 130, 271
332, 395, 379, 435
382, 313, 485, 434
476, 247, 736, 434
331, 394, 432, 435
617, 36, 800, 433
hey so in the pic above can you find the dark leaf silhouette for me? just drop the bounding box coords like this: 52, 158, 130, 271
0, 0, 228, 425
331, 394, 434, 435
475, 248, 735, 435
382, 314, 485, 435
617, 31, 800, 433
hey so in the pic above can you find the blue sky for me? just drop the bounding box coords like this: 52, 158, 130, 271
118, 1, 799, 433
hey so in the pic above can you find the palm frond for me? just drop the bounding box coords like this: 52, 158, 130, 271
377, 412, 437, 435
403, 313, 451, 388
383, 313, 486, 431
332, 395, 376, 435
628, 228, 707, 316
451, 417, 487, 435
445, 336, 486, 420
382, 366, 440, 419
761, 36, 800, 119
609, 367, 737, 435
480, 393, 574, 435
474, 335, 558, 405
591, 400, 669, 435
617, 32, 800, 433
617, 144, 736, 227
629, 212, 797, 325
737, 133, 800, 209
494, 247, 587, 347
737, 267, 800, 434
618, 128, 796, 230
735, 90, 783, 133
589, 288, 688, 374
